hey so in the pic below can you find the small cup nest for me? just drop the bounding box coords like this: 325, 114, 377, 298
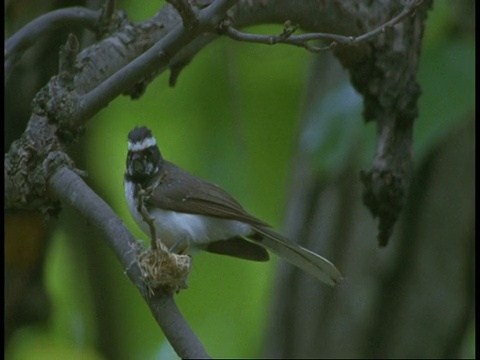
134, 239, 192, 295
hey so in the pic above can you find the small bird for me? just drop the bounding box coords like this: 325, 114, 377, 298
124, 126, 343, 286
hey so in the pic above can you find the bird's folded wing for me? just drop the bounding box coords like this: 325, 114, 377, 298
147, 161, 268, 227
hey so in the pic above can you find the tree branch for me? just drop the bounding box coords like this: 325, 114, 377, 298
4, 0, 433, 278
221, 0, 424, 53
48, 165, 210, 359
4, 7, 101, 83
70, 0, 239, 126
167, 0, 200, 30
4, 0, 240, 211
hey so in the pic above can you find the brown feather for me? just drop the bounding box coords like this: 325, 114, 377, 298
146, 161, 269, 228
205, 237, 269, 261
142, 161, 342, 285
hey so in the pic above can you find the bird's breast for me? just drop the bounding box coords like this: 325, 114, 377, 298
124, 180, 253, 251
148, 208, 253, 249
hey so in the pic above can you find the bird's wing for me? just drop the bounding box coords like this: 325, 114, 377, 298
145, 162, 343, 285
146, 161, 269, 228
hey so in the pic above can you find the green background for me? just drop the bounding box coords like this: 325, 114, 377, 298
6, 0, 474, 358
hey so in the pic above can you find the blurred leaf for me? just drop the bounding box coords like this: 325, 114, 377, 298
415, 37, 475, 160
301, 81, 365, 177
45, 228, 97, 349
6, 325, 103, 360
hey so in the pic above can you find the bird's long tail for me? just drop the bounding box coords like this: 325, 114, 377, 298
251, 226, 343, 287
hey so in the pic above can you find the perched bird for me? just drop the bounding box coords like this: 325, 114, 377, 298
124, 126, 342, 286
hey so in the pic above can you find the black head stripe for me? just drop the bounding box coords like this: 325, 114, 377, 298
128, 126, 158, 152
128, 126, 153, 143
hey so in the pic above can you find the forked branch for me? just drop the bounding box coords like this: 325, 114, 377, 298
220, 0, 424, 53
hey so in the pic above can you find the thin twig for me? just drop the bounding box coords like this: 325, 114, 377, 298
221, 0, 424, 53
58, 33, 80, 87
354, 0, 423, 43
223, 26, 339, 53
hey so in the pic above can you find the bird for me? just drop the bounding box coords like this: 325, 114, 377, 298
124, 126, 343, 286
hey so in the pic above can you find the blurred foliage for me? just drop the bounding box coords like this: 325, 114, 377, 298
5, 0, 474, 359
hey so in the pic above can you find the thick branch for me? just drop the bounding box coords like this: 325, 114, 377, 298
70, 0, 239, 126
48, 166, 209, 359
4, 0, 239, 211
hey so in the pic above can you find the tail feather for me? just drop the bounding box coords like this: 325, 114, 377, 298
251, 226, 343, 287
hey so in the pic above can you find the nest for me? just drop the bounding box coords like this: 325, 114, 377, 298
133, 240, 192, 295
